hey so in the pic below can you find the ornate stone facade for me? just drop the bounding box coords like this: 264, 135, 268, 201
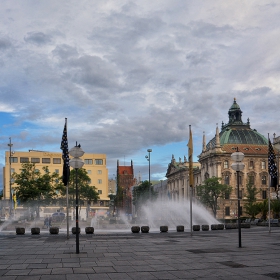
166, 98, 272, 220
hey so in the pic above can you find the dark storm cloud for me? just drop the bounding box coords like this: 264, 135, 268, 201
24, 32, 52, 45
0, 37, 12, 49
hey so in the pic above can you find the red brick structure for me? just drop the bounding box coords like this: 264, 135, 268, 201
116, 160, 136, 215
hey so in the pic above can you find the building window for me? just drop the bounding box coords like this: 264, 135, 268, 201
85, 159, 93, 165
225, 206, 230, 216
20, 157, 29, 163
261, 175, 267, 185
237, 189, 243, 199
224, 160, 229, 169
98, 190, 102, 194
10, 157, 18, 163
31, 158, 40, 163
249, 161, 254, 169
261, 161, 266, 170
87, 170, 92, 174
11, 168, 15, 173
98, 179, 102, 184
53, 158, 61, 164
55, 169, 59, 174
225, 191, 230, 200
98, 170, 102, 174
248, 176, 254, 185
262, 190, 267, 199
88, 180, 91, 184
95, 159, 103, 165
42, 158, 51, 164
225, 175, 230, 185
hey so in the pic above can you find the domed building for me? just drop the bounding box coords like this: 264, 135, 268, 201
199, 98, 269, 219
166, 98, 271, 220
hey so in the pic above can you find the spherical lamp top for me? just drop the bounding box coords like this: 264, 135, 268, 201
69, 158, 84, 169
231, 151, 245, 162
69, 146, 85, 158
231, 162, 245, 171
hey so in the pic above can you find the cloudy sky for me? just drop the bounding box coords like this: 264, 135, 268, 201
0, 0, 280, 188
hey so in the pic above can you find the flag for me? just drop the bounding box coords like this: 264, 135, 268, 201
60, 119, 69, 186
13, 193, 17, 209
268, 138, 278, 190
188, 125, 194, 188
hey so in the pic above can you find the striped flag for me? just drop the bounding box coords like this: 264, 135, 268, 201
60, 119, 69, 186
268, 138, 278, 190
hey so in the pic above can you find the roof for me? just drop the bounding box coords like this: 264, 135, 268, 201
118, 166, 133, 175
206, 99, 268, 148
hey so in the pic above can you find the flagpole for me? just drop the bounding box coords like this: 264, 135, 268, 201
65, 118, 70, 239
67, 182, 69, 239
188, 125, 193, 236
268, 133, 271, 233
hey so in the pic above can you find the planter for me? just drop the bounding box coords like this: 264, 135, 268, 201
141, 226, 150, 233
202, 225, 209, 231
177, 225, 184, 232
85, 227, 94, 234
72, 227, 81, 234
49, 227, 59, 234
160, 226, 168, 233
211, 224, 219, 230
241, 223, 250, 228
193, 225, 200, 231
16, 227, 25, 235
31, 227, 40, 235
131, 226, 140, 233
225, 223, 237, 229
217, 224, 224, 230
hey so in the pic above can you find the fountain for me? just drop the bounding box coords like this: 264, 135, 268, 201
137, 199, 219, 231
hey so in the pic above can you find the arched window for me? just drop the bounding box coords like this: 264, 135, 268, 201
225, 175, 230, 185
249, 161, 254, 169
224, 160, 229, 169
261, 175, 267, 185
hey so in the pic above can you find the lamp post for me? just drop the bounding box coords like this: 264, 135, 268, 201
273, 134, 280, 200
145, 149, 152, 199
231, 148, 245, 248
69, 143, 84, 254
8, 137, 13, 217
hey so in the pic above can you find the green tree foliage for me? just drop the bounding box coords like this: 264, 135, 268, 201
196, 177, 232, 218
13, 163, 62, 217
65, 168, 99, 217
132, 180, 157, 216
243, 180, 259, 219
271, 199, 280, 218
255, 199, 268, 220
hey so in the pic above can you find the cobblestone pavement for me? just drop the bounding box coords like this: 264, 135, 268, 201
0, 226, 280, 279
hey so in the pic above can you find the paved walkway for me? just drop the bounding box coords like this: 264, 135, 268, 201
0, 226, 280, 279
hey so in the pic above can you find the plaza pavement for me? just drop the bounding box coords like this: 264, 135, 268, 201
0, 226, 280, 280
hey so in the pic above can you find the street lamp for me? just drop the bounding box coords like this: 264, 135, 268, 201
231, 148, 245, 248
273, 134, 280, 199
8, 137, 13, 216
69, 143, 84, 254
145, 149, 152, 199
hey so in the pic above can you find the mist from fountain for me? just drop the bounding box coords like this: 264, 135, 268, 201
138, 198, 219, 230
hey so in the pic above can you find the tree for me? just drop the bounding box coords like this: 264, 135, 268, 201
132, 180, 157, 216
13, 163, 62, 218
243, 180, 259, 219
196, 177, 232, 218
255, 199, 268, 220
271, 199, 280, 219
65, 168, 99, 217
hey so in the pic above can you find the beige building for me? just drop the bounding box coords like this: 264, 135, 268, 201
166, 98, 272, 220
3, 150, 109, 207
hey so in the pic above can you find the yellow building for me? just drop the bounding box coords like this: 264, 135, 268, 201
3, 150, 109, 207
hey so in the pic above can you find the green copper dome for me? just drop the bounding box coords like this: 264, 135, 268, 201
206, 98, 268, 149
